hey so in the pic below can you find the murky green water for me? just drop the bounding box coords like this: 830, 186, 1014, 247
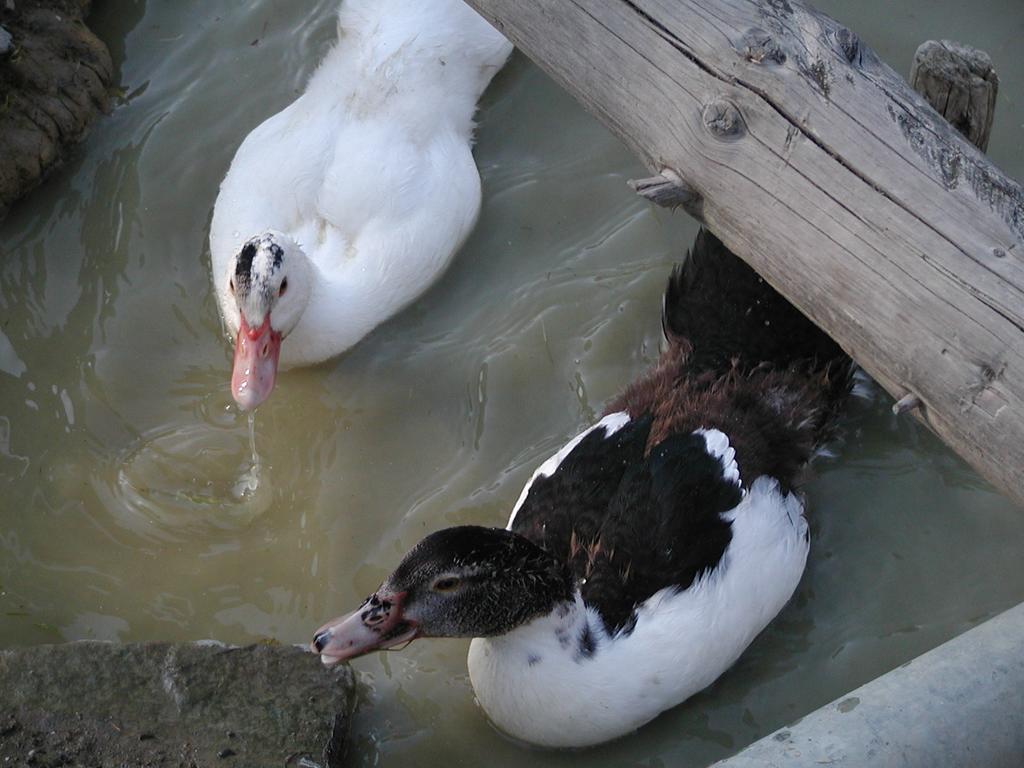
1, 0, 1022, 764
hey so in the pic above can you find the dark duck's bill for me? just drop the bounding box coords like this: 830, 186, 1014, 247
313, 591, 419, 666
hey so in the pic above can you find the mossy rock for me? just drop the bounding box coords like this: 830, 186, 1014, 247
0, 0, 112, 216
0, 641, 357, 767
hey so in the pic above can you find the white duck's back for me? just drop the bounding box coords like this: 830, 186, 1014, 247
329, 0, 512, 130
210, 0, 511, 369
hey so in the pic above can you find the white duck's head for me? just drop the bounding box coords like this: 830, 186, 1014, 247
224, 231, 311, 411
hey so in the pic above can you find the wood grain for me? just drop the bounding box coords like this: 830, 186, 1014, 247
467, 0, 1024, 505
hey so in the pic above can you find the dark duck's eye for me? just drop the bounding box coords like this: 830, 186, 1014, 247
279, 277, 288, 297
432, 576, 461, 592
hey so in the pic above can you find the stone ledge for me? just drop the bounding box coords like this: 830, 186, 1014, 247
711, 601, 1024, 767
0, 641, 356, 768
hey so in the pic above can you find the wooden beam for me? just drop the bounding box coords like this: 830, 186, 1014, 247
466, 0, 1024, 505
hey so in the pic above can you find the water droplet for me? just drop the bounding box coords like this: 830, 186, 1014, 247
104, 416, 273, 542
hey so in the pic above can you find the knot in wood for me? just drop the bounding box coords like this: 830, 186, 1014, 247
833, 27, 860, 64
740, 28, 786, 65
764, 0, 794, 16
702, 100, 746, 140
805, 59, 832, 97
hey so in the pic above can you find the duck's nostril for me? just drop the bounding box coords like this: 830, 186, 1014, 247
312, 630, 331, 653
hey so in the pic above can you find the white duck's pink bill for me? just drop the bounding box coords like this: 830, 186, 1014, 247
231, 316, 281, 411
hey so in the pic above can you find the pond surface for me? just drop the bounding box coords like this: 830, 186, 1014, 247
1, 0, 1022, 765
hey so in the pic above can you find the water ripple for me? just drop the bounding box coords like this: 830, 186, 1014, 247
94, 402, 272, 543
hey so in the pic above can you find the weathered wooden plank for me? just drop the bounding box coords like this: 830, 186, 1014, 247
910, 40, 999, 153
466, 0, 1024, 504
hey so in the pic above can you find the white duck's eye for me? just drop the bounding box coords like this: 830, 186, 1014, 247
229, 278, 235, 294
279, 278, 288, 297
432, 576, 460, 592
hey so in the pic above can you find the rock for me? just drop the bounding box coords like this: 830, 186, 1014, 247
0, 0, 113, 217
0, 25, 12, 55
0, 641, 357, 768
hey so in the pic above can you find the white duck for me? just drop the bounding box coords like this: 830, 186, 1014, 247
210, 0, 511, 410
312, 230, 854, 747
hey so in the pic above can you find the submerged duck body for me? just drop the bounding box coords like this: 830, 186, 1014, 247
210, 0, 511, 409
313, 230, 852, 747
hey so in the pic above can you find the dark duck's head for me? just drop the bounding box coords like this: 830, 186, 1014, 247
312, 526, 573, 665
225, 231, 311, 410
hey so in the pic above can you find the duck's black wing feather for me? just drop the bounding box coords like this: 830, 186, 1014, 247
511, 416, 742, 636
510, 416, 652, 551
579, 431, 742, 635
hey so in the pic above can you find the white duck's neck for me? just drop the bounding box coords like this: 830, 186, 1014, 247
280, 253, 410, 367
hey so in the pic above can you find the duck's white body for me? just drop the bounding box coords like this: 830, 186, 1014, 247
468, 418, 809, 748
210, 0, 511, 368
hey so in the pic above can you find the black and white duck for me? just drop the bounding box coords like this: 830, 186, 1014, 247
312, 229, 853, 747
